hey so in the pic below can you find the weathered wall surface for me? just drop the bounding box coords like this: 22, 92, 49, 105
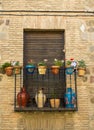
0, 0, 94, 130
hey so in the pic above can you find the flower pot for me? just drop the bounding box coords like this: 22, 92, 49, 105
38, 66, 46, 75
78, 68, 86, 76
64, 88, 76, 108
50, 99, 60, 108
35, 89, 46, 108
17, 87, 30, 108
51, 66, 60, 74
25, 65, 35, 74
14, 66, 22, 74
5, 67, 13, 76
65, 67, 74, 75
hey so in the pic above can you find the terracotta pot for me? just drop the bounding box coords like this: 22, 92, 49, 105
78, 68, 86, 76
5, 67, 13, 76
50, 99, 60, 108
38, 66, 47, 75
51, 66, 60, 74
14, 66, 22, 74
17, 87, 30, 108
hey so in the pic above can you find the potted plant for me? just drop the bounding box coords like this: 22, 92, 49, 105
50, 91, 60, 108
51, 59, 64, 74
2, 62, 13, 76
25, 59, 36, 74
65, 58, 77, 75
77, 59, 86, 76
38, 59, 47, 75
11, 61, 22, 74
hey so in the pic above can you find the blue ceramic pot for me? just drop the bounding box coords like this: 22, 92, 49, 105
65, 67, 74, 75
25, 65, 36, 74
64, 88, 76, 108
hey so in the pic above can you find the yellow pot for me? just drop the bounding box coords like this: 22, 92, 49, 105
50, 99, 60, 108
38, 66, 47, 74
78, 68, 86, 76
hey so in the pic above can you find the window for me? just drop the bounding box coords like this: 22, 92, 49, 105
14, 30, 77, 111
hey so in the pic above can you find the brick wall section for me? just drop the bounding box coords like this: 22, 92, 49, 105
0, 0, 94, 130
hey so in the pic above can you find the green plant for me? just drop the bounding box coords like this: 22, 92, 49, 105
78, 60, 86, 68
27, 59, 35, 66
15, 61, 20, 66
2, 62, 12, 70
65, 58, 74, 66
38, 59, 48, 66
53, 59, 64, 67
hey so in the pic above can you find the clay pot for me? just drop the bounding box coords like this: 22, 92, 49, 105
17, 87, 30, 108
78, 68, 86, 76
5, 67, 13, 76
50, 99, 60, 108
51, 66, 60, 74
14, 66, 22, 74
38, 66, 47, 74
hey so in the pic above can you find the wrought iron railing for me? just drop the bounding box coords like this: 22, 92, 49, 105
14, 67, 78, 112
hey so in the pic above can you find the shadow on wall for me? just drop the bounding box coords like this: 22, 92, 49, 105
17, 113, 74, 130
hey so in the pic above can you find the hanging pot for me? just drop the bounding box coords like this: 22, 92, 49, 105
17, 87, 30, 108
5, 67, 13, 76
64, 88, 76, 108
38, 66, 46, 74
51, 66, 60, 75
65, 67, 74, 75
25, 65, 35, 74
78, 67, 86, 76
14, 66, 22, 74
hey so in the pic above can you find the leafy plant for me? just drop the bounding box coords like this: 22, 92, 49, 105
53, 59, 64, 67
78, 60, 86, 68
2, 62, 12, 70
38, 59, 48, 66
27, 59, 35, 66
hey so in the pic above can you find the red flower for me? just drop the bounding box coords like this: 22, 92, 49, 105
70, 58, 74, 61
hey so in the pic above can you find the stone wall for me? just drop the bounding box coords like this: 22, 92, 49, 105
0, 0, 94, 130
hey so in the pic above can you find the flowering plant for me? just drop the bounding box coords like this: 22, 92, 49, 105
65, 58, 77, 68
38, 59, 48, 66
27, 59, 35, 66
53, 59, 64, 67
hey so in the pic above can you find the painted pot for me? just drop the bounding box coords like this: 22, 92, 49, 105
17, 87, 30, 108
65, 67, 74, 75
64, 88, 76, 108
25, 65, 35, 74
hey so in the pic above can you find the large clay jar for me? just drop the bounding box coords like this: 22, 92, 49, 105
64, 88, 76, 108
35, 89, 46, 108
17, 87, 30, 108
